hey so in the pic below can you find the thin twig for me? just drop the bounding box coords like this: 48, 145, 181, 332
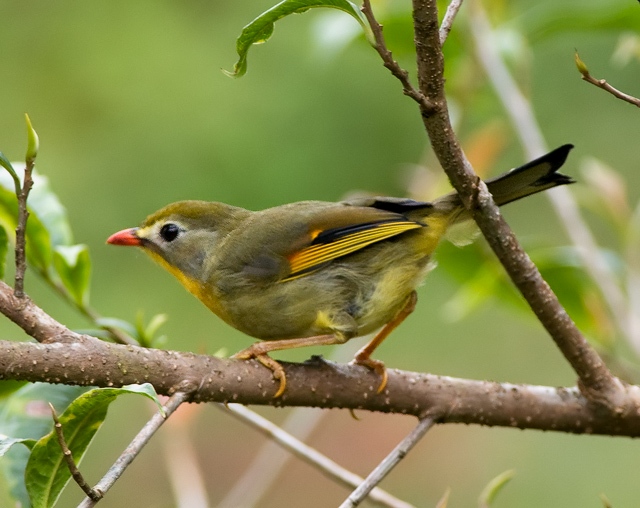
77, 390, 190, 508
49, 404, 102, 502
339, 417, 435, 508
468, 1, 639, 351
14, 157, 35, 298
361, 0, 436, 114
439, 0, 464, 45
575, 52, 640, 108
221, 403, 415, 508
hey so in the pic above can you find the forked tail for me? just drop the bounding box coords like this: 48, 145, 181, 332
486, 144, 574, 206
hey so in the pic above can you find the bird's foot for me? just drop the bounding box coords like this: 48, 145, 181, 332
350, 355, 388, 394
232, 347, 287, 398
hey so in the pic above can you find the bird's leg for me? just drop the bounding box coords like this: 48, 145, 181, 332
350, 291, 418, 393
232, 334, 346, 397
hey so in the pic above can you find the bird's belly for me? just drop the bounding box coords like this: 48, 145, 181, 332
352, 261, 433, 335
215, 242, 434, 341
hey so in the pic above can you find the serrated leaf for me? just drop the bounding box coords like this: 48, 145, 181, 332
0, 384, 90, 508
479, 469, 515, 508
25, 384, 161, 508
53, 244, 91, 307
225, 0, 374, 77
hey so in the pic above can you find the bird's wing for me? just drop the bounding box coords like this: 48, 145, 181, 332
278, 200, 431, 282
222, 200, 430, 284
283, 218, 423, 281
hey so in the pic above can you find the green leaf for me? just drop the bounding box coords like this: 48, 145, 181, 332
225, 0, 374, 78
25, 384, 161, 508
478, 469, 515, 508
0, 152, 20, 195
0, 384, 90, 508
53, 244, 91, 307
135, 312, 168, 347
0, 380, 28, 399
0, 435, 35, 456
0, 167, 73, 275
95, 316, 138, 338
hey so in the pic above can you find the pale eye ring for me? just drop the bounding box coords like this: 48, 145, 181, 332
159, 223, 180, 242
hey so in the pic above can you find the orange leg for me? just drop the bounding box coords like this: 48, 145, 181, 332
232, 334, 346, 398
351, 291, 417, 393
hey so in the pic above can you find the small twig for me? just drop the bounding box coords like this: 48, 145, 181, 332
14, 166, 34, 297
49, 404, 102, 502
221, 403, 414, 508
339, 417, 435, 508
575, 52, 640, 108
14, 116, 38, 297
439, 0, 464, 45
77, 390, 190, 508
361, 0, 436, 115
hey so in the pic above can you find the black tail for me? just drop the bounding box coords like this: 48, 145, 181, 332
486, 144, 575, 206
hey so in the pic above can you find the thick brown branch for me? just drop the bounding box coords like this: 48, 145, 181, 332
1, 255, 639, 436
2, 336, 640, 436
409, 0, 623, 406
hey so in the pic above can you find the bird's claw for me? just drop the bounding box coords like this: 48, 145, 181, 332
350, 356, 388, 394
232, 348, 287, 398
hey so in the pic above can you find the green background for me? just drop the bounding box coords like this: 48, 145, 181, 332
1, 0, 639, 506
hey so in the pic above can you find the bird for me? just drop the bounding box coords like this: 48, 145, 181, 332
107, 144, 574, 397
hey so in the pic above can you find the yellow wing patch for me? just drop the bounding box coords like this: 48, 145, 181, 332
283, 221, 422, 281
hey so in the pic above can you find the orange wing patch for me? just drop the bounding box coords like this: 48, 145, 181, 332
283, 220, 422, 281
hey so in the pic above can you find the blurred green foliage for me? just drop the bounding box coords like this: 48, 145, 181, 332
0, 0, 639, 506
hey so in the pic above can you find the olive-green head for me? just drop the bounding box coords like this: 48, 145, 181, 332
107, 200, 251, 283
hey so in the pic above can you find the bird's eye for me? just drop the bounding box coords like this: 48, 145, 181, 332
159, 223, 180, 242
